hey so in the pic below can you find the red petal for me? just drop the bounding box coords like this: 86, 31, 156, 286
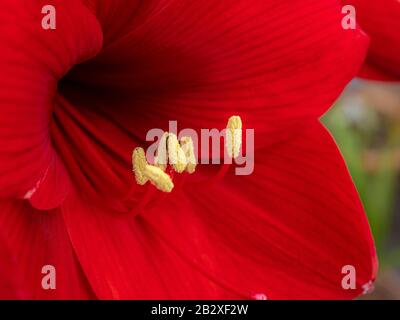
61, 190, 240, 299
185, 123, 377, 299
51, 0, 369, 206
61, 123, 376, 299
68, 0, 368, 146
343, 0, 400, 80
0, 0, 102, 210
74, 0, 367, 144
0, 200, 95, 299
0, 233, 26, 299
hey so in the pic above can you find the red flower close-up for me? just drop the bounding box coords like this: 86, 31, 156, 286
2, 0, 399, 301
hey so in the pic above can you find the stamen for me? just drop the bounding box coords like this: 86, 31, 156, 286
180, 136, 197, 174
154, 132, 169, 171
132, 115, 242, 193
144, 165, 174, 193
167, 133, 187, 173
226, 115, 242, 159
132, 147, 148, 185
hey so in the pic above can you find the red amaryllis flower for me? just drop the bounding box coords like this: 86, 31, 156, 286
0, 0, 377, 299
342, 0, 400, 80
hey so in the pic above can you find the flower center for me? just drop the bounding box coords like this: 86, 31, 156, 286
132, 116, 242, 193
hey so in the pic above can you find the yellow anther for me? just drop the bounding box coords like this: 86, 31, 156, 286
154, 132, 168, 171
133, 115, 242, 192
180, 136, 197, 174
144, 165, 174, 193
167, 133, 187, 173
226, 115, 242, 159
132, 147, 148, 185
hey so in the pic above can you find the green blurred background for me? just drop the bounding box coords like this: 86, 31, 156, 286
323, 80, 400, 299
